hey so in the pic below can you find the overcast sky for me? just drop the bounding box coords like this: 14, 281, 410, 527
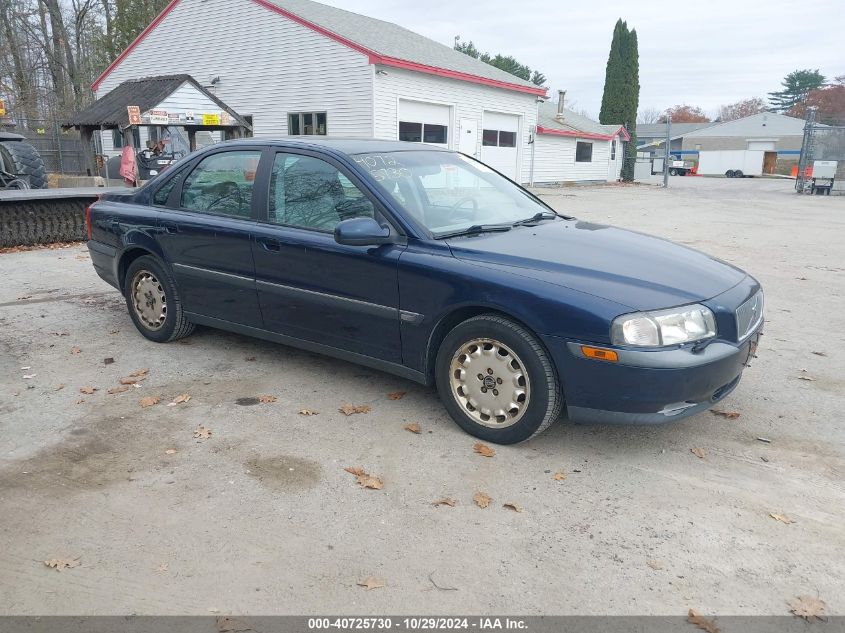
319, 0, 843, 119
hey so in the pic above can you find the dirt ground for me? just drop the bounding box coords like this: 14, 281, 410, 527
0, 177, 843, 616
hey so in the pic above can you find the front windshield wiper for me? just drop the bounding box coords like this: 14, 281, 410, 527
435, 224, 513, 239
511, 211, 559, 227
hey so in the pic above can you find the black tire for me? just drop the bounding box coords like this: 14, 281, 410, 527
435, 314, 563, 444
123, 255, 194, 343
0, 140, 48, 189
725, 170, 735, 178
669, 168, 678, 176
734, 170, 744, 178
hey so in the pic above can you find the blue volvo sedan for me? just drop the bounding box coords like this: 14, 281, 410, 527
86, 139, 763, 444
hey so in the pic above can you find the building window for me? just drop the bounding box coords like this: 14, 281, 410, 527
112, 128, 140, 149
400, 121, 448, 144
288, 112, 327, 136
611, 140, 616, 160
576, 141, 593, 163
482, 129, 517, 147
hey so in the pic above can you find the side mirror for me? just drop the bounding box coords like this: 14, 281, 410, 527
334, 217, 393, 246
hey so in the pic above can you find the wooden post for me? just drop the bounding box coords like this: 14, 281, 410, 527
79, 126, 97, 177
188, 128, 197, 152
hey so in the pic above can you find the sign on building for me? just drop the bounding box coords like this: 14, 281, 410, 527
148, 109, 169, 125
127, 105, 141, 125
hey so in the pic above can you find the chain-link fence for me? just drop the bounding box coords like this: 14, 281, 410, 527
1, 119, 87, 175
796, 110, 845, 195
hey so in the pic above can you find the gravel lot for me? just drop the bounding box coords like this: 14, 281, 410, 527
1, 177, 843, 616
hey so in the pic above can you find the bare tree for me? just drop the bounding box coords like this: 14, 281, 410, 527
637, 107, 661, 124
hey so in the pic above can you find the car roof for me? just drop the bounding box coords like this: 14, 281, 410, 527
215, 137, 453, 155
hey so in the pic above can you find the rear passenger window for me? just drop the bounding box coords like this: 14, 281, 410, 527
152, 170, 184, 206
180, 151, 261, 217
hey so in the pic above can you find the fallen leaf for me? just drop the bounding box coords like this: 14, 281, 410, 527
110, 329, 119, 334
129, 368, 149, 377
344, 466, 366, 476
710, 410, 740, 420
344, 466, 383, 489
103, 357, 114, 365
432, 498, 457, 507
811, 351, 826, 357
155, 562, 169, 573
119, 376, 145, 385
646, 559, 663, 570
357, 576, 385, 590
769, 513, 794, 524
473, 491, 492, 508
404, 423, 421, 434
107, 385, 129, 394
79, 386, 97, 394
75, 399, 84, 404
139, 396, 160, 408
258, 395, 277, 404
165, 449, 177, 455
217, 616, 252, 632
473, 442, 496, 457
167, 393, 191, 406
553, 471, 566, 481
244, 356, 256, 362
70, 346, 81, 355
788, 595, 826, 622
687, 608, 719, 633
798, 375, 816, 381
503, 502, 523, 513
299, 409, 318, 416
17, 295, 32, 300
194, 425, 212, 439
54, 384, 65, 391
339, 404, 371, 415
44, 557, 81, 571
387, 391, 406, 400
690, 447, 706, 459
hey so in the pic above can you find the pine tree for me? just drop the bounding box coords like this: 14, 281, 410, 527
599, 19, 639, 181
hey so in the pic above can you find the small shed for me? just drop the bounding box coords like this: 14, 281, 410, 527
66, 74, 251, 175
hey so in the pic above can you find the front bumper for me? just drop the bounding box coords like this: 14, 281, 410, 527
542, 327, 762, 425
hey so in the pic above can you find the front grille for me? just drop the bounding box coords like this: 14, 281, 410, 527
735, 290, 764, 341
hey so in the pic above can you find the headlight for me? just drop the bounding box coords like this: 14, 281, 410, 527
611, 304, 717, 347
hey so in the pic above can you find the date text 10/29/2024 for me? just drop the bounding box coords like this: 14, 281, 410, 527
308, 618, 528, 631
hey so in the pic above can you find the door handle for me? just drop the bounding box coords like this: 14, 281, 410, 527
161, 221, 178, 234
258, 238, 281, 252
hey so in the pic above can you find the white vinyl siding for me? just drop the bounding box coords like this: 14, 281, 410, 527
533, 134, 616, 183
95, 0, 373, 143
373, 67, 537, 182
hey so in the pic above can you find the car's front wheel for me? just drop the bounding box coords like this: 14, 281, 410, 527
123, 255, 194, 343
435, 314, 563, 444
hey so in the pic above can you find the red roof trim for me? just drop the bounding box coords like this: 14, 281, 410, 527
92, 0, 181, 91
92, 0, 548, 97
537, 125, 630, 141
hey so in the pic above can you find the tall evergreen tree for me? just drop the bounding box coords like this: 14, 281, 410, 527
599, 19, 639, 181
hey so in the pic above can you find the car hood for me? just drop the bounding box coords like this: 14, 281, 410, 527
445, 219, 747, 311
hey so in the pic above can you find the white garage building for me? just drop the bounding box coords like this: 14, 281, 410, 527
93, 0, 624, 184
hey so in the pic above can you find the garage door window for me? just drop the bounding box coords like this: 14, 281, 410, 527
576, 141, 593, 163
482, 129, 516, 148
611, 140, 616, 160
289, 112, 327, 136
400, 121, 447, 144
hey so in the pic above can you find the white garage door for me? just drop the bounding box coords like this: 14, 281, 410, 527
481, 111, 520, 180
747, 140, 776, 151
398, 100, 450, 147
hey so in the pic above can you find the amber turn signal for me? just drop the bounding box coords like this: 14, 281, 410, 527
581, 346, 619, 362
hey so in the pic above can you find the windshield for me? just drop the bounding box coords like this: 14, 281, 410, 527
351, 151, 555, 236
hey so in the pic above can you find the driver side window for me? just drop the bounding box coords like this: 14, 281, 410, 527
181, 151, 261, 218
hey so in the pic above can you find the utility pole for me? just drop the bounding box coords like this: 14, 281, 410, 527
663, 116, 671, 188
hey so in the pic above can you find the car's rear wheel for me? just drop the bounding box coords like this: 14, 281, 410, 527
435, 314, 562, 444
123, 255, 194, 342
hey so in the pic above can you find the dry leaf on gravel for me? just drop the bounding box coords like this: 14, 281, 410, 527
79, 386, 97, 394
798, 375, 816, 381
155, 563, 169, 573
503, 502, 523, 513
357, 577, 385, 590
473, 442, 496, 457
473, 491, 492, 508
70, 346, 81, 355
299, 409, 318, 416
788, 595, 826, 621
107, 385, 129, 394
690, 447, 706, 459
54, 384, 65, 391
139, 396, 160, 408
769, 513, 794, 524
387, 391, 406, 400
44, 557, 80, 571
339, 404, 371, 416
404, 423, 421, 434
165, 449, 177, 455
553, 471, 566, 481
646, 559, 663, 570
244, 356, 256, 362
432, 498, 457, 507
194, 425, 212, 439
109, 329, 119, 334
258, 395, 277, 404
168, 393, 191, 406
811, 351, 826, 357
710, 410, 740, 419
687, 608, 719, 633
129, 368, 149, 377
343, 466, 383, 489
75, 399, 84, 404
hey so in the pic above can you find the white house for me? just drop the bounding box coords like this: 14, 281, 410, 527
93, 0, 625, 184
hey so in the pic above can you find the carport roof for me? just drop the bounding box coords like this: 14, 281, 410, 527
536, 102, 630, 141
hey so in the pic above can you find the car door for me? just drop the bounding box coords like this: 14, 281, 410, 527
250, 149, 404, 362
156, 147, 265, 327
